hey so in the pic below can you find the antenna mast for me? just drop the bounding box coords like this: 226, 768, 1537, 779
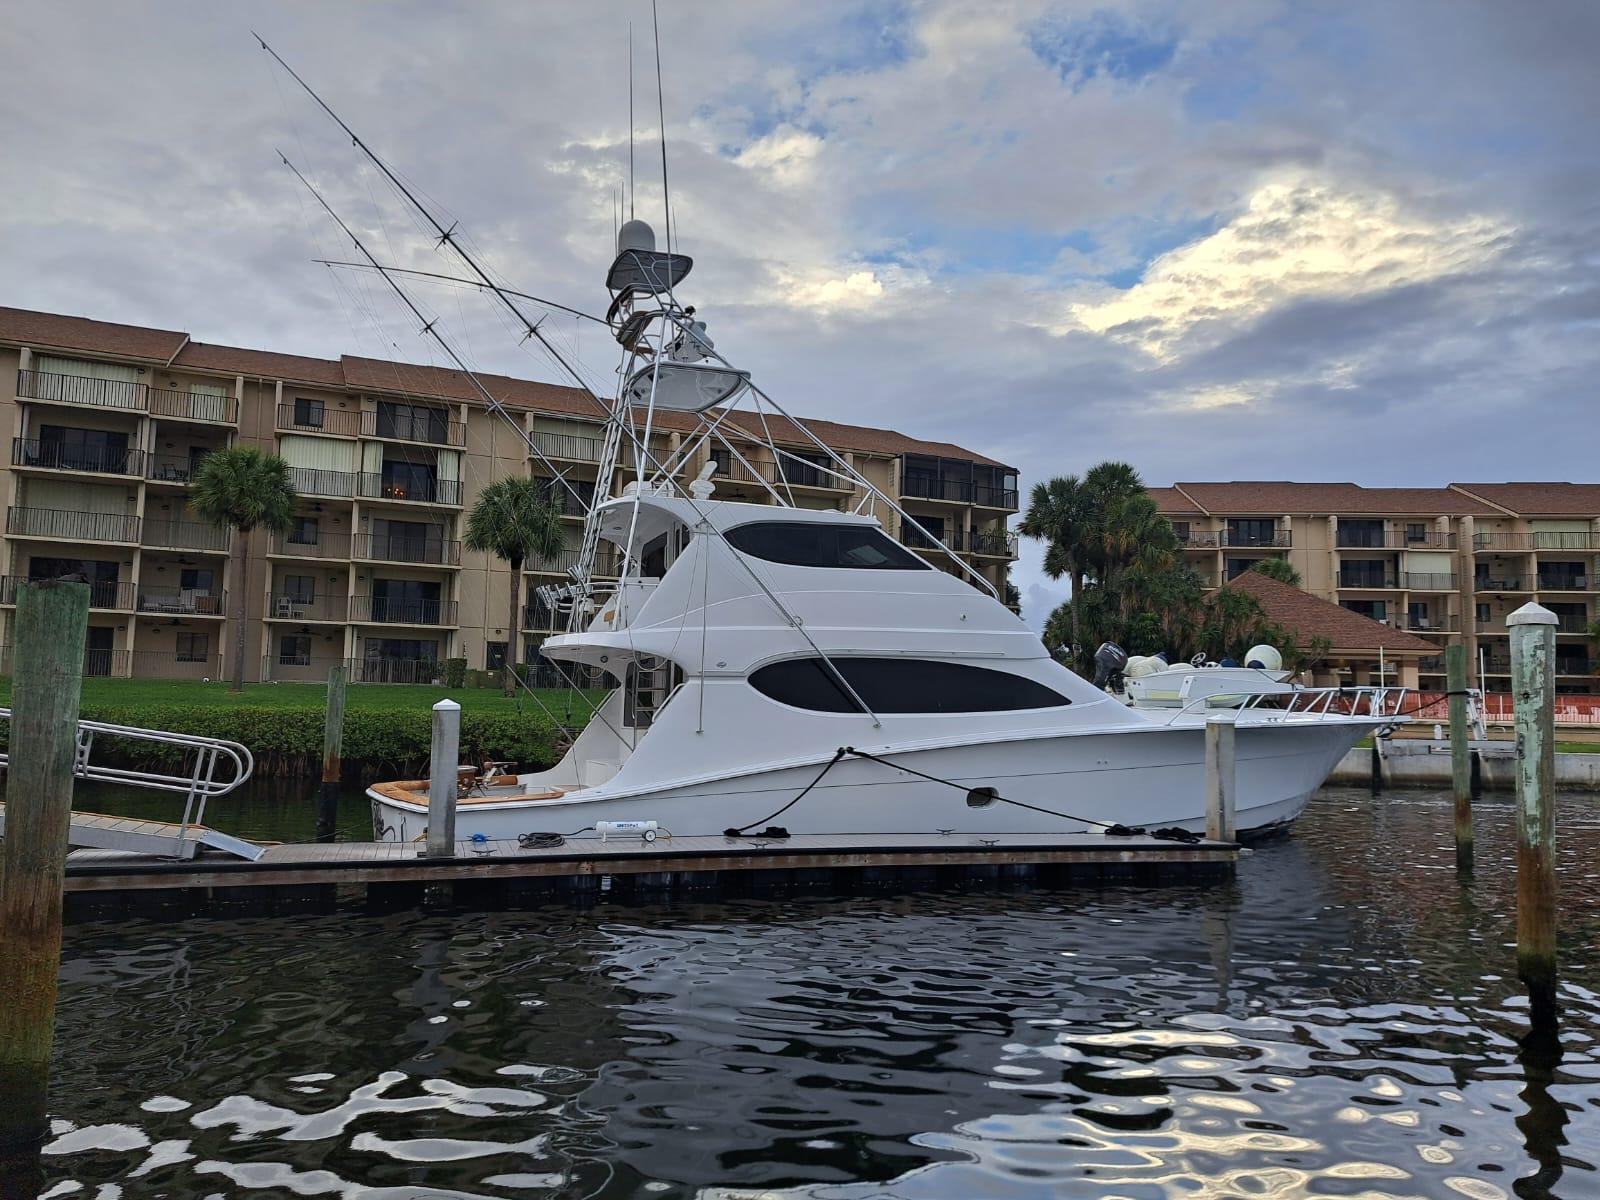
628, 23, 636, 221
651, 0, 672, 255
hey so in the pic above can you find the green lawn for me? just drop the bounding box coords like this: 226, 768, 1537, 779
0, 676, 600, 717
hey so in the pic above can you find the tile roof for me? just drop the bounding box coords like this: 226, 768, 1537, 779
1449, 483, 1600, 517
1221, 571, 1439, 654
0, 305, 1010, 469
1146, 486, 1203, 515
1158, 481, 1502, 516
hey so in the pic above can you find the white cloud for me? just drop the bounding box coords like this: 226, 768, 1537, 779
1068, 175, 1512, 360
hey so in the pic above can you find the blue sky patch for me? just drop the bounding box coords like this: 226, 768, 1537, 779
1027, 9, 1179, 88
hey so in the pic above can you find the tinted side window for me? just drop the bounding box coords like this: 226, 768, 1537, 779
750, 657, 1071, 713
724, 522, 928, 570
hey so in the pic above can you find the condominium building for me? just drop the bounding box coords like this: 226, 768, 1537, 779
1150, 482, 1600, 694
0, 306, 1018, 683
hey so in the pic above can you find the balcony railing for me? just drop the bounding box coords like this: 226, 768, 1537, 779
1400, 614, 1459, 633
529, 430, 604, 461
1338, 572, 1398, 589
1402, 572, 1456, 591
1474, 575, 1529, 591
146, 453, 215, 484
1472, 532, 1532, 551
523, 602, 563, 632
1176, 531, 1221, 548
277, 403, 362, 437
16, 369, 147, 412
353, 534, 462, 566
12, 438, 145, 477
1, 576, 135, 609
1477, 531, 1600, 551
1538, 575, 1591, 592
358, 473, 463, 506
1554, 613, 1594, 633
286, 466, 358, 498
132, 649, 223, 680
267, 529, 353, 559
348, 596, 458, 626
1557, 657, 1594, 676
150, 389, 238, 423
1337, 531, 1455, 549
141, 520, 231, 552
7, 506, 140, 543
266, 593, 348, 622
1222, 529, 1293, 548
362, 409, 465, 447
136, 586, 226, 616
961, 528, 1018, 557
900, 477, 1019, 509
350, 656, 447, 684
777, 459, 851, 491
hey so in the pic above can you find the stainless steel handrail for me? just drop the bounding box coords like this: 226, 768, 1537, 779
1162, 685, 1409, 725
0, 708, 254, 857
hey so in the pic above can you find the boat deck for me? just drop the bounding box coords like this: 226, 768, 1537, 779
59, 830, 1238, 920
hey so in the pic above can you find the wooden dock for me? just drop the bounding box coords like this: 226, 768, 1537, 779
58, 831, 1239, 920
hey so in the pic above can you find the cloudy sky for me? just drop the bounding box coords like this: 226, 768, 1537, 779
2, 1, 1596, 626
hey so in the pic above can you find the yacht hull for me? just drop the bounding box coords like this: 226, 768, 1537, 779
368, 718, 1376, 845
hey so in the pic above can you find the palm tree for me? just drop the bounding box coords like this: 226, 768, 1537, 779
463, 477, 565, 695
191, 447, 297, 692
1248, 557, 1303, 586
1020, 475, 1092, 659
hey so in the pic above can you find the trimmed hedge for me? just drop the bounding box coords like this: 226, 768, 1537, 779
0, 703, 560, 779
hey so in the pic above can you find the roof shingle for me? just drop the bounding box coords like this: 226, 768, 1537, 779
1221, 571, 1439, 654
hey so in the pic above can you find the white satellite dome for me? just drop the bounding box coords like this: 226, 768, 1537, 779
1244, 644, 1283, 671
617, 218, 656, 256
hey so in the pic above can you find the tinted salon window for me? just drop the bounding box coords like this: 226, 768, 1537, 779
724, 521, 929, 570
750, 656, 1071, 714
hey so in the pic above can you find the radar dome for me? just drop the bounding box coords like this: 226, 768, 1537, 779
617, 219, 656, 256
1244, 644, 1283, 671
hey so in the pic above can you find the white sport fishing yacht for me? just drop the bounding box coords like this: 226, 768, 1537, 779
368, 219, 1405, 844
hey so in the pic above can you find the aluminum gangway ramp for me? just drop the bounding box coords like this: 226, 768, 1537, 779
0, 709, 260, 860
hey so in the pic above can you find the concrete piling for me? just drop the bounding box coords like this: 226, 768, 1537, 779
1446, 644, 1473, 872
315, 665, 347, 843
1507, 601, 1558, 1020
425, 699, 461, 859
0, 580, 91, 1153
1204, 716, 1236, 843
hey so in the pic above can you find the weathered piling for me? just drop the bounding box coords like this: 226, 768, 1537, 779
1508, 601, 1558, 1017
1204, 716, 1236, 843
0, 580, 91, 1153
1446, 643, 1473, 871
315, 665, 347, 843
425, 699, 461, 859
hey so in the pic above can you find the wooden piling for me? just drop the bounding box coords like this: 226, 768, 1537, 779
1507, 601, 1558, 1017
1446, 644, 1473, 871
0, 580, 91, 1152
315, 665, 347, 843
425, 699, 461, 859
1204, 716, 1236, 843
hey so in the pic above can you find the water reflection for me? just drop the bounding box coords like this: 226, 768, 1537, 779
19, 786, 1600, 1198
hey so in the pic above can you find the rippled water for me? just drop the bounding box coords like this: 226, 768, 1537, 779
19, 785, 1600, 1198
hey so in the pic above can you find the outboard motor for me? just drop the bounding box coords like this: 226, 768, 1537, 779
1092, 641, 1129, 691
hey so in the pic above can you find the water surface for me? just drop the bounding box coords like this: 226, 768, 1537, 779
27, 785, 1600, 1198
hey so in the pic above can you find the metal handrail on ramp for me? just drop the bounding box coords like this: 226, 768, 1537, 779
0, 708, 257, 859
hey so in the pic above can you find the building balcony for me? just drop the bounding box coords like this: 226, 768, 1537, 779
899, 476, 1019, 509
1557, 658, 1594, 677
352, 533, 462, 566
529, 429, 604, 463
1473, 574, 1531, 592
1222, 529, 1292, 548
7, 506, 140, 543
358, 472, 463, 507
776, 458, 853, 493
1336, 531, 1455, 549
522, 602, 563, 633
265, 593, 348, 623
277, 403, 362, 438
149, 388, 238, 424
951, 528, 1019, 557
348, 596, 458, 627
525, 547, 620, 577
136, 586, 226, 617
1402, 572, 1456, 591
1338, 572, 1399, 589
1537, 575, 1591, 593
1400, 614, 1459, 633
1554, 613, 1594, 634
1176, 531, 1221, 548
286, 466, 358, 499
12, 438, 145, 478
145, 453, 213, 485
1475, 531, 1600, 552
267, 529, 353, 559
1472, 532, 1532, 551
0, 576, 135, 610
16, 369, 147, 412
142, 520, 231, 553
361, 409, 465, 447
